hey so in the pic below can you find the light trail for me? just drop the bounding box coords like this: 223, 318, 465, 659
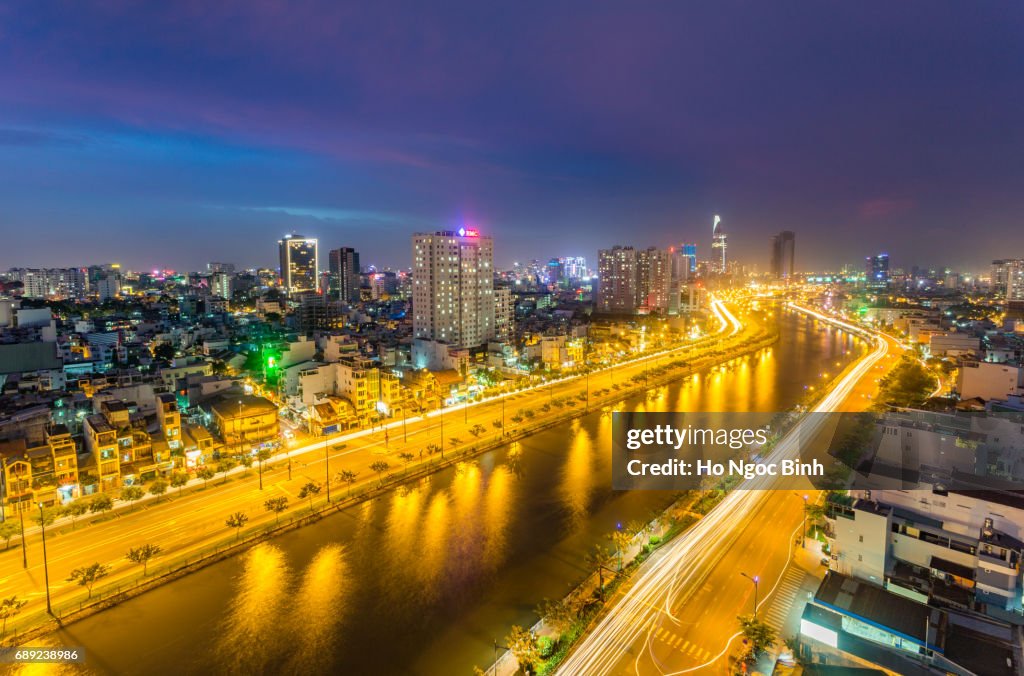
557, 303, 888, 676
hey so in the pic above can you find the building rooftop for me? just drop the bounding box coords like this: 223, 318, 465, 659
209, 394, 278, 419
814, 572, 939, 649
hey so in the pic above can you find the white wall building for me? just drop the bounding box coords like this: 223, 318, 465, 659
412, 229, 495, 349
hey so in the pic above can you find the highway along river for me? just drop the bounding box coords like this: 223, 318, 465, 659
42, 307, 864, 675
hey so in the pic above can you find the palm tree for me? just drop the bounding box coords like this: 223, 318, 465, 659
264, 496, 288, 524
225, 511, 248, 540
398, 452, 415, 473
336, 470, 358, 495
67, 562, 111, 599
298, 482, 322, 511
370, 460, 390, 486
125, 543, 162, 576
0, 595, 28, 635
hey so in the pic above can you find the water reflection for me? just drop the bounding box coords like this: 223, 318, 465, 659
284, 544, 348, 673
219, 543, 291, 674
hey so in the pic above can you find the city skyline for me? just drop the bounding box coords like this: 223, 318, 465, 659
3, 3, 1024, 271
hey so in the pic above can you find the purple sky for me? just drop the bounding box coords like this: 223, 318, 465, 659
1, 2, 1022, 273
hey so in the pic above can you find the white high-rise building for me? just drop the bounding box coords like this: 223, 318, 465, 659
596, 246, 638, 314
1006, 259, 1024, 307
412, 228, 495, 349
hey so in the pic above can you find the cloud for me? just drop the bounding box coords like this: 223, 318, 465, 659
858, 198, 915, 219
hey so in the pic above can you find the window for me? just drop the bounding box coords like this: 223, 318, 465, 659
858, 554, 863, 562
859, 535, 864, 543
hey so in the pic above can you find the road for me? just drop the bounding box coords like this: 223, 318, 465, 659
557, 303, 904, 675
0, 297, 768, 635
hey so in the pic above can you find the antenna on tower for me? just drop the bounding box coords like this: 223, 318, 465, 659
713, 215, 721, 234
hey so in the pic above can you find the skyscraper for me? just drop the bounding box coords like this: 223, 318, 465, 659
992, 259, 1023, 296
412, 228, 495, 348
637, 247, 671, 313
1006, 260, 1024, 308
328, 247, 361, 304
770, 231, 796, 281
278, 234, 319, 294
865, 254, 890, 287
596, 246, 638, 313
680, 243, 697, 274
711, 215, 727, 274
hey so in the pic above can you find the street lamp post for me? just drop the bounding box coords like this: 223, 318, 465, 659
741, 572, 759, 618
19, 508, 27, 568
324, 437, 331, 504
38, 503, 52, 615
795, 493, 809, 548
439, 404, 445, 460
402, 407, 408, 443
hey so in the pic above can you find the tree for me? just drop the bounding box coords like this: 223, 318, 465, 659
0, 520, 22, 551
609, 528, 634, 570
62, 500, 89, 529
32, 506, 59, 528
89, 493, 114, 514
298, 482, 322, 511
398, 452, 415, 473
336, 470, 358, 495
536, 597, 575, 635
469, 424, 486, 438
587, 545, 616, 601
149, 479, 168, 502
121, 485, 144, 506
216, 458, 237, 484
152, 343, 175, 362
505, 625, 540, 674
239, 453, 254, 475
67, 562, 111, 599
225, 512, 249, 540
126, 543, 162, 576
0, 595, 27, 636
370, 461, 390, 486
170, 471, 189, 495
738, 615, 777, 661
264, 496, 288, 524
196, 466, 215, 488
449, 437, 461, 449
492, 419, 503, 430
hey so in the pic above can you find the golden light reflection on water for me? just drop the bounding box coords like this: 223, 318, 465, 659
220, 543, 291, 674
560, 423, 595, 528
480, 465, 513, 567
284, 544, 348, 671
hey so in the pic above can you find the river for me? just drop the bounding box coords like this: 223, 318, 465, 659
42, 307, 862, 675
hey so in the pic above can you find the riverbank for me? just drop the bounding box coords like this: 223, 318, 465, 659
3, 320, 780, 646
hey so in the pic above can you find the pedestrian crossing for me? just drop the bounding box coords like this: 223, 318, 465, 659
650, 626, 715, 662
762, 566, 805, 631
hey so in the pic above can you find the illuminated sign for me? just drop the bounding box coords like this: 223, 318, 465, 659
457, 227, 480, 238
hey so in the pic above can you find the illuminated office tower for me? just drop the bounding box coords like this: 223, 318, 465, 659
412, 227, 495, 348
680, 243, 697, 274
278, 233, 319, 294
711, 215, 727, 273
865, 253, 890, 287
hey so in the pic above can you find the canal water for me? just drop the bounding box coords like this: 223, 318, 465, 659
45, 308, 862, 675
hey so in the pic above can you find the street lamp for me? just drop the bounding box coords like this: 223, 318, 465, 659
741, 572, 759, 618
19, 508, 27, 568
324, 436, 331, 504
795, 493, 809, 548
38, 503, 52, 615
